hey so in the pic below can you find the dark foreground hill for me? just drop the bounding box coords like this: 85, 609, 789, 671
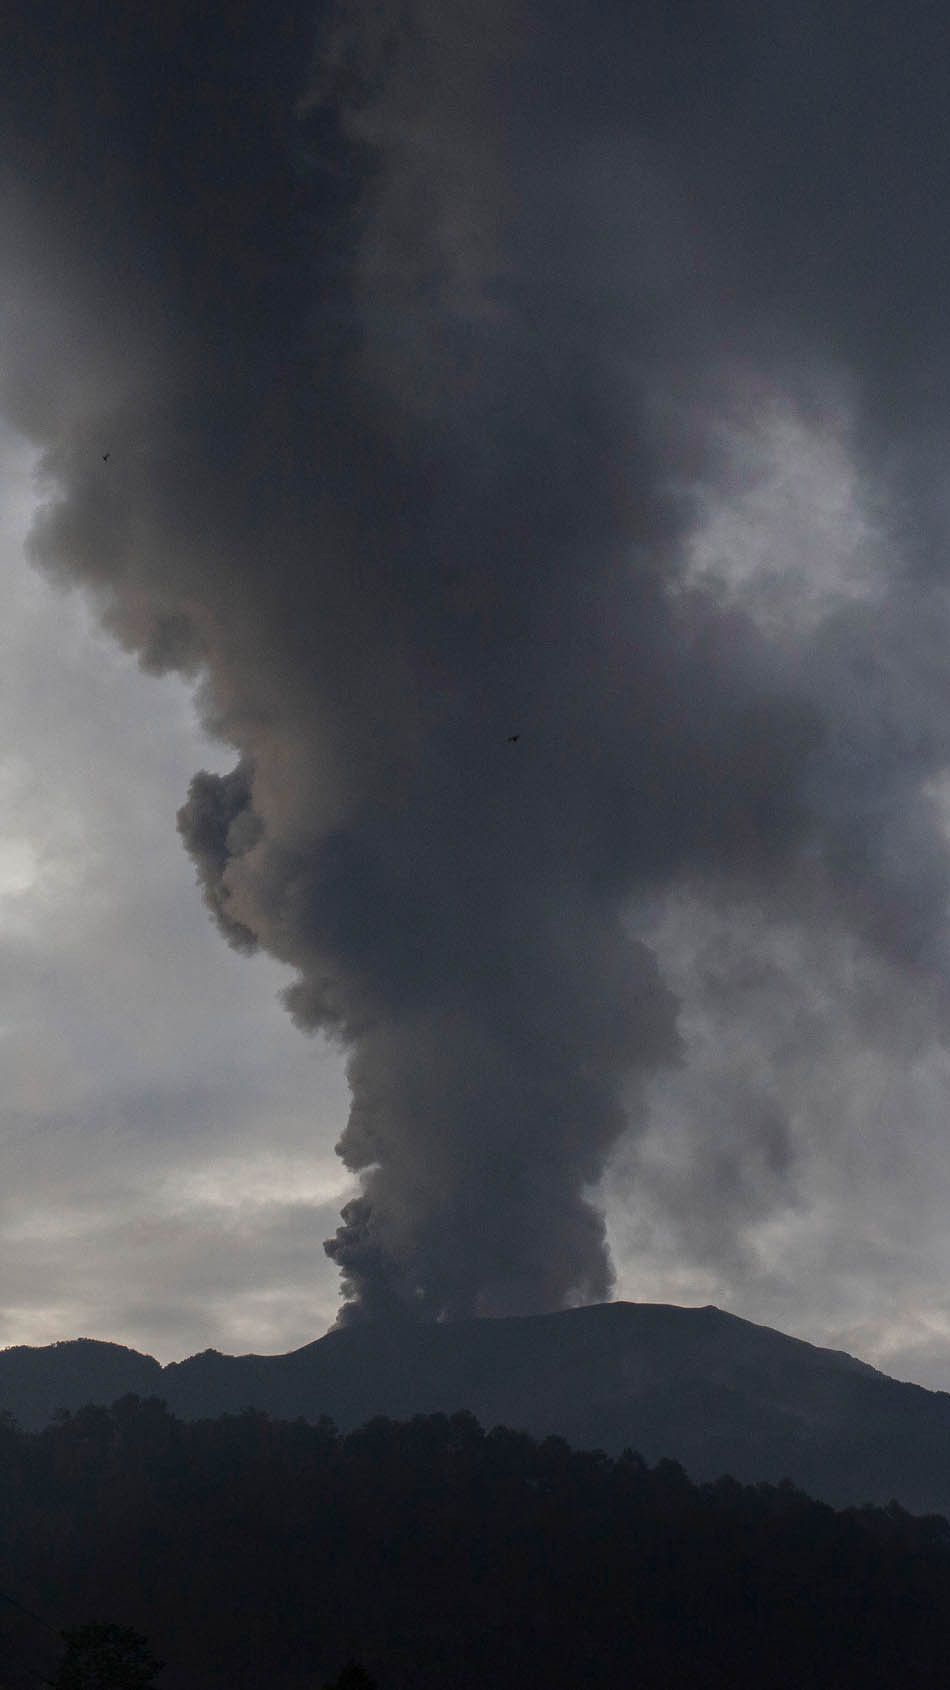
2, 1401, 950, 1690
3, 1302, 950, 1513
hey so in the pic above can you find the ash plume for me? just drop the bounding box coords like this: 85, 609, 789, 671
5, 1, 950, 1323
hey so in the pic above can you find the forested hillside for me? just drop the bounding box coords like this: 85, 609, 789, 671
9, 1305, 950, 1518
1, 1397, 949, 1690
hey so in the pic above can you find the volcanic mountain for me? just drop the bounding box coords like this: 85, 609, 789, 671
2, 1302, 947, 1515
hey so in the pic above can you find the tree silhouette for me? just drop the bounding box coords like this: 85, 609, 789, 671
322, 1665, 378, 1690
54, 1622, 163, 1689
0, 1398, 947, 1689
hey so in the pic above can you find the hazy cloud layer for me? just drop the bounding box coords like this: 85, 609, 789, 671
0, 426, 350, 1360
4, 3, 950, 1339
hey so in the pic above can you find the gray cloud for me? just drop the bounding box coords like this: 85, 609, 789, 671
4, 2, 950, 1332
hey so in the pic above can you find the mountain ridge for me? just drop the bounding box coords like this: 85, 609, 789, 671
2, 1301, 947, 1515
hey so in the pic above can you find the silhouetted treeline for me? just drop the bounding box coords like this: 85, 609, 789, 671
1, 1396, 950, 1689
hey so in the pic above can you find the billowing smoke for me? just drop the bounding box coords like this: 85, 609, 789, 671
5, 2, 950, 1322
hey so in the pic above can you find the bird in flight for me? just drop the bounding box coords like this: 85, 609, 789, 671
102, 452, 110, 462
507, 734, 520, 743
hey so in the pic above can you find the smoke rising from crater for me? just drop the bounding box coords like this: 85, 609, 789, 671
5, 2, 950, 1322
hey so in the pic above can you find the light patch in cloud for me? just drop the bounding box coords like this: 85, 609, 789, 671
166, 1153, 352, 1219
677, 379, 887, 637
0, 837, 37, 900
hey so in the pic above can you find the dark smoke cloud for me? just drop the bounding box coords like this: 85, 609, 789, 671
5, 1, 950, 1322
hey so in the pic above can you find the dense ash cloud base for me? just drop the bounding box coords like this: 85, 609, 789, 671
5, 1, 950, 1322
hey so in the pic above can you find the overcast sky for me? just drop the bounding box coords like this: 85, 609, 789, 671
6, 2, 950, 1385
0, 422, 352, 1361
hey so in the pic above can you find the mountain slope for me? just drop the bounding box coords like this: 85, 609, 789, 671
0, 1336, 162, 1431
2, 1302, 948, 1515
